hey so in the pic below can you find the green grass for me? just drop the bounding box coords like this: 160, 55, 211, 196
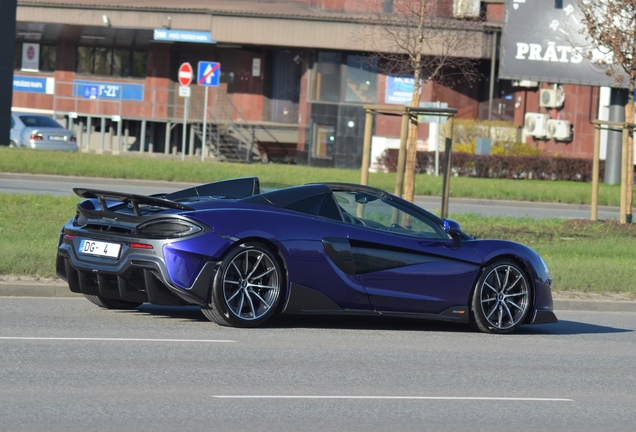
0, 193, 80, 277
456, 214, 636, 295
1, 191, 635, 296
0, 147, 629, 206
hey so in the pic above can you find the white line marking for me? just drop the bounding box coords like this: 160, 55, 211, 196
0, 337, 235, 343
213, 396, 573, 402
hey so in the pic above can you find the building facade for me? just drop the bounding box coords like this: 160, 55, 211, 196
11, 0, 601, 168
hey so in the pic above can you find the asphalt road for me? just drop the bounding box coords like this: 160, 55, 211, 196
0, 173, 621, 219
1, 297, 635, 432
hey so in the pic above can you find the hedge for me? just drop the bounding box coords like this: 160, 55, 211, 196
378, 149, 607, 182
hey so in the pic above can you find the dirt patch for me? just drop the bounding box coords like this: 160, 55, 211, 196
562, 218, 636, 234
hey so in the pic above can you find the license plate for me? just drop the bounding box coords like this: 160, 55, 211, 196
48, 135, 65, 141
78, 239, 121, 258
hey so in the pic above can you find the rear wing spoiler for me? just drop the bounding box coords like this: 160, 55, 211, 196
73, 177, 261, 217
73, 188, 195, 217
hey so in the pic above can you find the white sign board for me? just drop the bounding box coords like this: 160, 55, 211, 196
21, 43, 40, 72
179, 86, 191, 98
252, 58, 261, 77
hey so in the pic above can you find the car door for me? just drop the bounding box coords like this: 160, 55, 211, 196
333, 190, 483, 315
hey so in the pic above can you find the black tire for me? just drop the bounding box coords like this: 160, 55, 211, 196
470, 260, 532, 334
201, 242, 282, 328
9, 141, 17, 148
83, 294, 142, 310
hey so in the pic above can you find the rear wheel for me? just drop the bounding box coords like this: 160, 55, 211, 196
9, 141, 17, 148
470, 260, 531, 334
201, 243, 282, 327
83, 294, 142, 310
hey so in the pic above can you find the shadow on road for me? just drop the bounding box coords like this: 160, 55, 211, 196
519, 320, 632, 335
127, 305, 632, 335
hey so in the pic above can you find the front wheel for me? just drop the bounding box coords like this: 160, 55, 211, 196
201, 243, 282, 327
470, 260, 531, 334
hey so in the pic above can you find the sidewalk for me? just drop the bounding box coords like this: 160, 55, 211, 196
1, 281, 635, 313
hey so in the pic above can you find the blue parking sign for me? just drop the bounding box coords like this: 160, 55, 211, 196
83, 85, 99, 99
197, 62, 221, 87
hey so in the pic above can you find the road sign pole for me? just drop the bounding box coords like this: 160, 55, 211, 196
202, 86, 209, 162
182, 96, 188, 162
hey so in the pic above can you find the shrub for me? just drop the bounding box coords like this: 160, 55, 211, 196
377, 149, 605, 182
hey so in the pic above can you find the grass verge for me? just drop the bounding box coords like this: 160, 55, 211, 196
1, 192, 634, 296
0, 147, 630, 206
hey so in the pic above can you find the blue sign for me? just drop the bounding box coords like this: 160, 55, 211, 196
13, 75, 54, 94
385, 76, 415, 104
197, 62, 221, 87
73, 80, 144, 101
153, 29, 215, 44
82, 85, 99, 99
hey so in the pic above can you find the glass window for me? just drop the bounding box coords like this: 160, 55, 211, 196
75, 47, 147, 78
313, 124, 335, 158
76, 47, 94, 74
93, 47, 112, 76
40, 45, 56, 72
112, 49, 130, 77
344, 55, 377, 103
18, 115, 63, 128
334, 191, 447, 239
314, 52, 341, 102
131, 51, 147, 78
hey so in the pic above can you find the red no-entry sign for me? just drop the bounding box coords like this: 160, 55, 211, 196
178, 62, 193, 87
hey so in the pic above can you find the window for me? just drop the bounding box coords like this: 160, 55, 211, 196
334, 191, 447, 239
312, 52, 377, 104
314, 52, 341, 102
75, 47, 147, 78
344, 55, 377, 103
313, 124, 335, 158
40, 45, 56, 72
18, 115, 62, 128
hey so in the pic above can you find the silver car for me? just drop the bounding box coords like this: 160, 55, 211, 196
10, 112, 78, 151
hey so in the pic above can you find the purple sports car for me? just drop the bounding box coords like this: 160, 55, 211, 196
56, 177, 557, 334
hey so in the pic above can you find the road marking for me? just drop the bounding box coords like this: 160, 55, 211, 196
213, 396, 573, 402
0, 337, 235, 343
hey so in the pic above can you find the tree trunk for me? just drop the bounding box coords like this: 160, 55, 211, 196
402, 1, 426, 203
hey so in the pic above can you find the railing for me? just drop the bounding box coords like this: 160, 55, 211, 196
38, 80, 287, 162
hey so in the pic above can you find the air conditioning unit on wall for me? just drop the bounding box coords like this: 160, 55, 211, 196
547, 119, 572, 141
524, 113, 550, 138
540, 87, 566, 108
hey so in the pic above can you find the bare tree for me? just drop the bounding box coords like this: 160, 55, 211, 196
579, 0, 635, 223
354, 0, 483, 203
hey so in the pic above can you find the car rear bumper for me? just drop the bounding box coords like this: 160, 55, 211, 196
56, 241, 216, 307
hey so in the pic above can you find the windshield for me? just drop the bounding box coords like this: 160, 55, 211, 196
19, 115, 63, 129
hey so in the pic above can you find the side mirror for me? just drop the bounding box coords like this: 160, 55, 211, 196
443, 218, 462, 250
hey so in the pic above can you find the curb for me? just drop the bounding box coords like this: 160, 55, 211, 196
1, 283, 635, 313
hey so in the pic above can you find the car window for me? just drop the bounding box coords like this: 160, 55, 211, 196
18, 115, 63, 128
333, 191, 447, 239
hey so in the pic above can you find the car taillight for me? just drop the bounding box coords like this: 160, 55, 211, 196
137, 218, 202, 239
30, 133, 43, 141
130, 242, 153, 249
69, 135, 77, 142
